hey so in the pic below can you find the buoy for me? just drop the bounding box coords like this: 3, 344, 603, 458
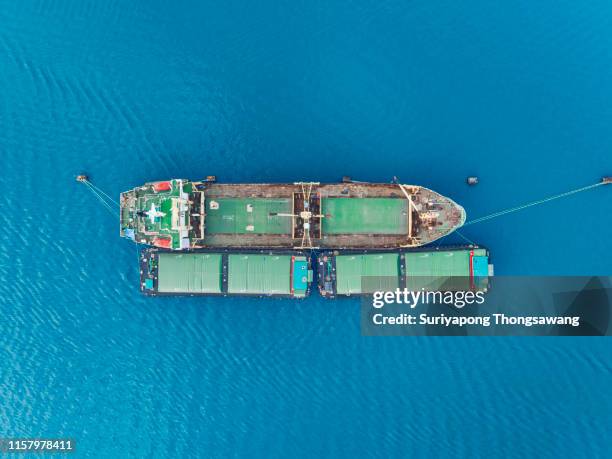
467, 176, 479, 186
76, 174, 88, 183
602, 177, 612, 184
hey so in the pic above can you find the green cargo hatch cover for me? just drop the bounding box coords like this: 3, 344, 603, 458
321, 198, 408, 235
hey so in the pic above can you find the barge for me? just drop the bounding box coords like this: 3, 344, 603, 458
121, 179, 466, 250
317, 246, 492, 298
140, 249, 313, 298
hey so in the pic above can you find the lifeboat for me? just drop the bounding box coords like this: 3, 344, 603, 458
153, 181, 172, 192
153, 237, 172, 249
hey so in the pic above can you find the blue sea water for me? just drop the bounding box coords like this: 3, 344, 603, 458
1, 0, 611, 457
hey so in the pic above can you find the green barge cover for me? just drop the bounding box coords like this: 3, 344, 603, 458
157, 253, 223, 293
228, 254, 291, 295
335, 253, 401, 295
151, 251, 310, 297
321, 198, 408, 235
404, 249, 487, 291
333, 248, 489, 294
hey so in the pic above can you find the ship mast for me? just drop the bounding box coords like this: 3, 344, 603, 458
270, 182, 323, 249
398, 184, 420, 247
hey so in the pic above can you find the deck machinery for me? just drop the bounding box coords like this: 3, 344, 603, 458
120, 179, 466, 250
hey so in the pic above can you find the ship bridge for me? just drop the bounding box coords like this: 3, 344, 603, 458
119, 179, 201, 250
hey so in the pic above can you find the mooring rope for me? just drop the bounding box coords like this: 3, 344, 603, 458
83, 182, 115, 210
80, 181, 119, 218
83, 180, 120, 208
135, 242, 141, 266
455, 230, 476, 245
463, 182, 605, 227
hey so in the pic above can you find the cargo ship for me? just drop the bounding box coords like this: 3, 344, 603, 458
317, 246, 492, 298
120, 179, 466, 250
140, 249, 313, 298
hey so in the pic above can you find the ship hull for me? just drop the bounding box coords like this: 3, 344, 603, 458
121, 180, 466, 250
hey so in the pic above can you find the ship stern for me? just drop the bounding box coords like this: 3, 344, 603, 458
119, 189, 138, 241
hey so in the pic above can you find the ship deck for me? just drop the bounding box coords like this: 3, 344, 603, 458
200, 182, 415, 248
